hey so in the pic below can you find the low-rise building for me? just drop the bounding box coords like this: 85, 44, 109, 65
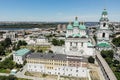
13, 48, 31, 64
26, 53, 89, 78
3, 32, 16, 40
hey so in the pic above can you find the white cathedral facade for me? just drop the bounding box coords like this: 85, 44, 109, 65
64, 17, 95, 56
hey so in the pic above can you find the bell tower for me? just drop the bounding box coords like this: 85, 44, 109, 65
97, 9, 110, 42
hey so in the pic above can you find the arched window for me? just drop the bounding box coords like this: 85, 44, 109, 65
103, 23, 106, 27
102, 33, 105, 38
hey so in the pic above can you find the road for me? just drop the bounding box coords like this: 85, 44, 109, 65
0, 52, 13, 62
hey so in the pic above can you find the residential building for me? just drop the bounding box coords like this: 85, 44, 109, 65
3, 31, 16, 40
13, 48, 31, 64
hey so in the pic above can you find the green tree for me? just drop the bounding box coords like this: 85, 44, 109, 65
51, 39, 58, 46
114, 60, 119, 65
88, 56, 95, 63
4, 38, 12, 47
0, 45, 5, 55
60, 40, 65, 46
112, 37, 120, 47
105, 57, 112, 65
93, 35, 97, 42
101, 50, 114, 59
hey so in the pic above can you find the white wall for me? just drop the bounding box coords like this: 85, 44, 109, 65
27, 63, 89, 78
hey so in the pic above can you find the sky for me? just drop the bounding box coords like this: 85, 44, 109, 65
0, 0, 120, 22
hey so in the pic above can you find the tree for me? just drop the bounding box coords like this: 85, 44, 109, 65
0, 45, 5, 55
51, 39, 58, 46
8, 75, 17, 80
88, 56, 95, 63
49, 50, 53, 53
4, 38, 12, 47
37, 49, 43, 53
101, 50, 114, 59
114, 60, 119, 65
112, 37, 120, 47
51, 39, 65, 46
60, 40, 65, 46
105, 57, 112, 65
93, 35, 97, 42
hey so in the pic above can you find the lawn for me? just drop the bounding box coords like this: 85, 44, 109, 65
114, 72, 120, 80
21, 45, 51, 52
0, 68, 10, 73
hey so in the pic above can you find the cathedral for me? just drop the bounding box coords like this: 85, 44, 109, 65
96, 9, 112, 51
64, 17, 95, 56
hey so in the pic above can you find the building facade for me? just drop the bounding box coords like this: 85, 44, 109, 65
26, 53, 89, 78
3, 32, 16, 40
64, 17, 95, 56
13, 48, 31, 64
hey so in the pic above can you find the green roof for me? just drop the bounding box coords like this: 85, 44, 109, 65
79, 24, 86, 30
67, 24, 73, 30
97, 42, 110, 47
15, 48, 30, 56
73, 20, 79, 27
72, 33, 81, 37
102, 9, 108, 15
87, 42, 93, 46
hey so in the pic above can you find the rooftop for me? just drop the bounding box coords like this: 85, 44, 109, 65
15, 48, 30, 56
97, 41, 111, 47
27, 53, 88, 62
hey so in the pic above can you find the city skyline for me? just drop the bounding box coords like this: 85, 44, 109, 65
0, 0, 120, 22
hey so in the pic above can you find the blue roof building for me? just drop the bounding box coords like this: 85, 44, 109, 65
13, 48, 31, 64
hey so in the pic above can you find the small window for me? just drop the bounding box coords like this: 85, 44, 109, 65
76, 70, 78, 72
102, 33, 105, 38
70, 42, 72, 46
103, 23, 106, 27
81, 42, 83, 47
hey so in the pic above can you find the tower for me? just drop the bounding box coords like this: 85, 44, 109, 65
96, 9, 112, 50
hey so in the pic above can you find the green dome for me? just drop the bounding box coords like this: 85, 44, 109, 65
100, 17, 109, 21
97, 42, 110, 47
72, 33, 81, 37
87, 42, 93, 46
102, 9, 108, 15
67, 24, 73, 30
79, 24, 86, 30
73, 20, 79, 27
73, 17, 79, 27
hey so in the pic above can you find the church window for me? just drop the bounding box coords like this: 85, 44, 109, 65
102, 33, 105, 38
70, 42, 72, 46
76, 42, 77, 46
103, 23, 106, 27
81, 42, 83, 47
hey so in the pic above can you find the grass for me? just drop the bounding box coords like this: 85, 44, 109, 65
24, 71, 34, 76
114, 72, 120, 80
18, 78, 32, 80
21, 45, 51, 52
0, 68, 10, 73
